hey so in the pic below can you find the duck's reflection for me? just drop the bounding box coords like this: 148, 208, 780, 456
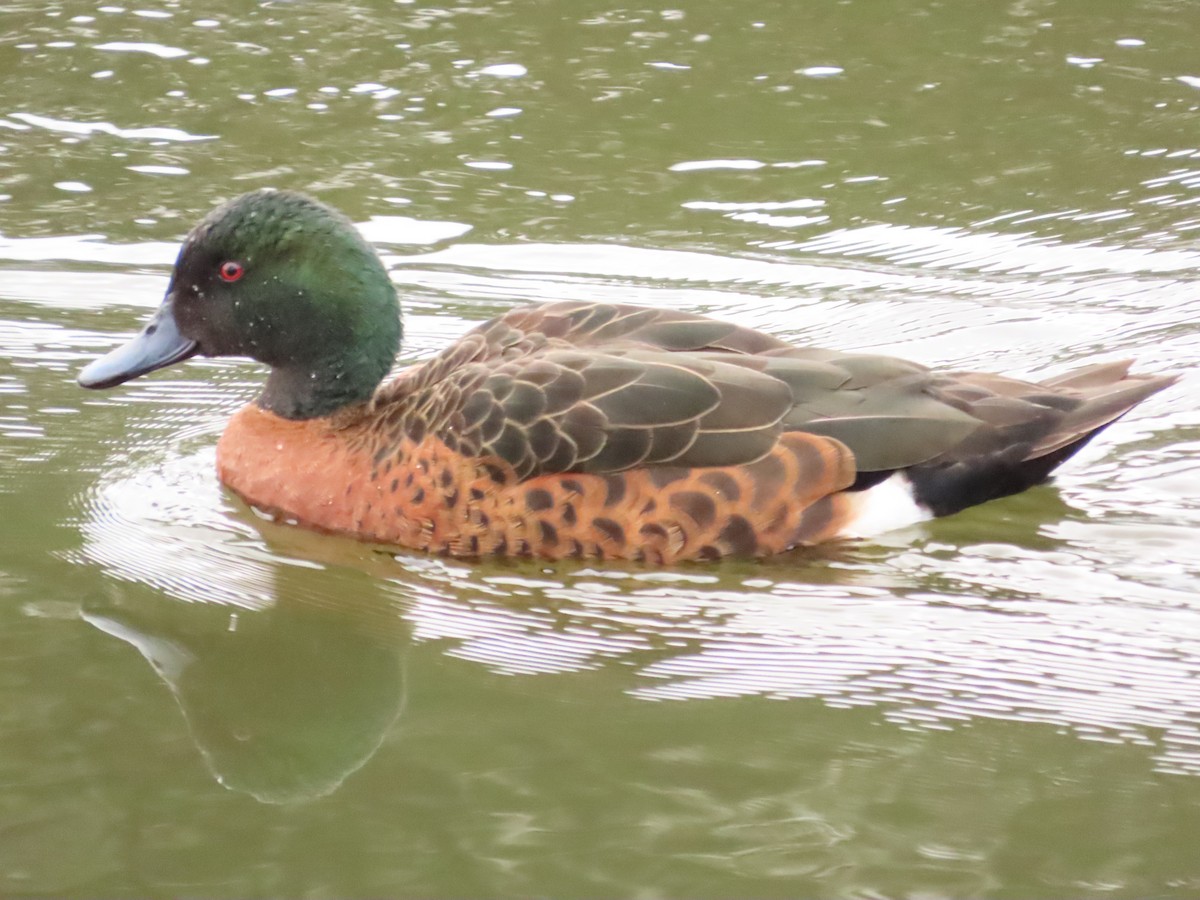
81, 571, 406, 804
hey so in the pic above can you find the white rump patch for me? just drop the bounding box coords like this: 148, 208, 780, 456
841, 474, 932, 539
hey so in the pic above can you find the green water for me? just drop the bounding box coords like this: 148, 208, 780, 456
3, 2, 1200, 897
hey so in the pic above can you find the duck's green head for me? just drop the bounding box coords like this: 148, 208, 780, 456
79, 190, 401, 420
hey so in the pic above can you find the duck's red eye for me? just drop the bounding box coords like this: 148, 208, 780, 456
219, 261, 244, 283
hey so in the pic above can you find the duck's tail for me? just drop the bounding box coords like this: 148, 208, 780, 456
901, 360, 1178, 518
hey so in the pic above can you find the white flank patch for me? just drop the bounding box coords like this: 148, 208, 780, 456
840, 474, 932, 539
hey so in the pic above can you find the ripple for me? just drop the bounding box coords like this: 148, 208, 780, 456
6, 112, 214, 142
794, 222, 1200, 276
0, 236, 177, 267
797, 66, 843, 77
0, 215, 470, 276
683, 199, 825, 212
355, 215, 472, 246
78, 443, 280, 611
670, 159, 767, 172
126, 164, 189, 176
94, 41, 189, 59
475, 63, 527, 78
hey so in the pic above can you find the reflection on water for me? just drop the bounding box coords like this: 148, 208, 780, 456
81, 589, 406, 805
74, 441, 415, 804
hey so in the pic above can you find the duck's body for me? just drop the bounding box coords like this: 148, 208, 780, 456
80, 191, 1177, 562
216, 401, 854, 562
214, 302, 864, 561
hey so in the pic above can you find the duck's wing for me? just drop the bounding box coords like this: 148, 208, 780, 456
379, 302, 1174, 487
415, 330, 813, 481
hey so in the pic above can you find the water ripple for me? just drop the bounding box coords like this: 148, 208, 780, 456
6, 111, 214, 142
794, 222, 1200, 276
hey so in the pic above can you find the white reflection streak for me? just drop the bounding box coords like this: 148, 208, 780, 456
8, 111, 214, 142
95, 40, 190, 59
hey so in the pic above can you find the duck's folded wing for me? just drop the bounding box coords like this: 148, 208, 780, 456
398, 302, 1172, 484
449, 347, 801, 479
404, 303, 952, 480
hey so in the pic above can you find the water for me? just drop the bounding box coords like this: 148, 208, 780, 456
2, 1, 1200, 896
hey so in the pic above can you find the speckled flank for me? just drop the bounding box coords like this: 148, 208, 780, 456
217, 405, 858, 562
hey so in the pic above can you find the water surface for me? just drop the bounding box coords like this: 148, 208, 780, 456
2, 2, 1200, 897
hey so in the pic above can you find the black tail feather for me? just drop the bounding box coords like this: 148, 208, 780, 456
904, 426, 1107, 517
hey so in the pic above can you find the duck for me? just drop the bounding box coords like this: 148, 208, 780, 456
79, 190, 1177, 563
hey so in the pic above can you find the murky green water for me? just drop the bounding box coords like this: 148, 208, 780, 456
3, 1, 1200, 896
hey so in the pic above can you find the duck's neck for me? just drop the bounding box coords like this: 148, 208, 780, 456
258, 359, 371, 420
258, 322, 400, 421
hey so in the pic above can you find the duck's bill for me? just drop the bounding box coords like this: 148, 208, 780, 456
78, 294, 199, 389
